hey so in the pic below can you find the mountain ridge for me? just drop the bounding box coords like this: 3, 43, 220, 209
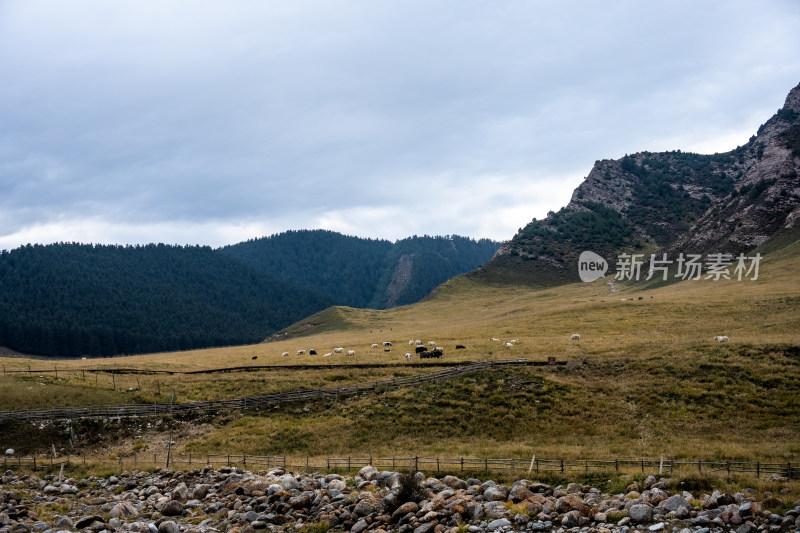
470, 82, 800, 286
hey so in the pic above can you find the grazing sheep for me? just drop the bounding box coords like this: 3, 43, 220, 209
297, 350, 306, 355
309, 349, 317, 355
382, 341, 392, 346
456, 345, 466, 349
433, 346, 444, 353
428, 341, 436, 346
323, 352, 332, 357
346, 350, 355, 356
252, 356, 258, 360
281, 352, 289, 357
504, 342, 513, 347
571, 334, 581, 340
405, 353, 412, 360
371, 343, 379, 348
510, 338, 519, 343
334, 347, 344, 353
490, 337, 500, 341
415, 339, 423, 345
408, 340, 415, 346
714, 335, 729, 342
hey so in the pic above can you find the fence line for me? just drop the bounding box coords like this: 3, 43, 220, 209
2, 452, 796, 480
0, 359, 540, 422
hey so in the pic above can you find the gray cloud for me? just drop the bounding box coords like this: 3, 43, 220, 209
1, 0, 799, 249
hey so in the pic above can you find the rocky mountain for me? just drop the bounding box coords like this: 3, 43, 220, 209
470, 82, 800, 286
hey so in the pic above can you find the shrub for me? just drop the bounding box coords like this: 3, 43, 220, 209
395, 473, 428, 507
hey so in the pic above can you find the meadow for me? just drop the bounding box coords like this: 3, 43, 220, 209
1, 236, 798, 470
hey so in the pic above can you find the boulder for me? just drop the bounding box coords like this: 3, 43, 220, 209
358, 465, 378, 481
160, 500, 184, 516
158, 521, 181, 533
109, 502, 139, 519
482, 485, 509, 502
629, 504, 653, 523
442, 475, 468, 490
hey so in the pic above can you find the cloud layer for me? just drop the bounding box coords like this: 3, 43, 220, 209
1, 1, 798, 250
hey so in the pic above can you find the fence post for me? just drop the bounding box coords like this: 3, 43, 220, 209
727, 461, 730, 475
327, 457, 330, 470
698, 460, 701, 473
415, 456, 419, 473
756, 462, 760, 478
615, 459, 619, 472
461, 457, 463, 471
348, 457, 351, 472
560, 459, 564, 474
511, 457, 514, 474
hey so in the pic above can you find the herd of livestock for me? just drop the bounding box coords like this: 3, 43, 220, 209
280, 339, 452, 360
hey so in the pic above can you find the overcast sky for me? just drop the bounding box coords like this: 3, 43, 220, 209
1, 1, 798, 250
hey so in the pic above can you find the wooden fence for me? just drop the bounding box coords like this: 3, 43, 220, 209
3, 452, 796, 480
0, 359, 540, 422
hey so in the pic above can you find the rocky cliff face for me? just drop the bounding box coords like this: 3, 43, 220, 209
473, 82, 800, 286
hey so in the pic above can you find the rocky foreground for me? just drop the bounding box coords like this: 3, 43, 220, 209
1, 466, 798, 533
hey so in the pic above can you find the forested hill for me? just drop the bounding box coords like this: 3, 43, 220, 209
219, 230, 500, 309
0, 243, 332, 357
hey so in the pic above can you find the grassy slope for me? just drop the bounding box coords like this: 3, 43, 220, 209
1, 235, 798, 463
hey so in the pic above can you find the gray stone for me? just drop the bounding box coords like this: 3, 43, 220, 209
109, 502, 138, 519
648, 522, 664, 531
561, 511, 580, 528
509, 483, 534, 503
351, 518, 369, 533
160, 500, 183, 516
391, 502, 419, 522
170, 482, 189, 501
487, 518, 511, 530
157, 520, 180, 533
328, 479, 346, 491
74, 516, 104, 529
483, 486, 509, 502
414, 522, 436, 533
660, 494, 689, 512
358, 465, 378, 481
442, 475, 468, 490
281, 474, 299, 490
628, 504, 652, 523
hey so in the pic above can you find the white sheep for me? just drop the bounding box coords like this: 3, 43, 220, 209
571, 334, 581, 340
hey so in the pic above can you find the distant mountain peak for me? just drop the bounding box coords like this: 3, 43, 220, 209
471, 82, 800, 286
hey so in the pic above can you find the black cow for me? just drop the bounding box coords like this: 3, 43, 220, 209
455, 345, 466, 349
419, 351, 442, 359
415, 346, 427, 354
309, 349, 317, 355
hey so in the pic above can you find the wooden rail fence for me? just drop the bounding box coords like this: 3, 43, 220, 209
2, 452, 796, 480
0, 359, 537, 423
